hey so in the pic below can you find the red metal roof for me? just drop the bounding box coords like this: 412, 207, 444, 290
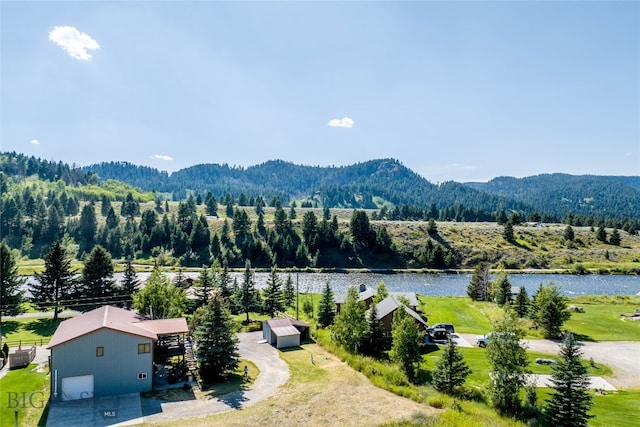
47, 305, 188, 348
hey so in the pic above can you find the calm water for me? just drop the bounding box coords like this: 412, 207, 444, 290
110, 271, 640, 296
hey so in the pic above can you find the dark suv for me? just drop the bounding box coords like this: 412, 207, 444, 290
431, 323, 455, 334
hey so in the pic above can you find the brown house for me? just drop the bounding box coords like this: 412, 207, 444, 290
375, 296, 428, 333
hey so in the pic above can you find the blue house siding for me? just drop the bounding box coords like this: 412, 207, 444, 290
51, 328, 153, 401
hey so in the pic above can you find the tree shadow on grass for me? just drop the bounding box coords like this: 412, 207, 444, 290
0, 320, 20, 336
24, 318, 64, 338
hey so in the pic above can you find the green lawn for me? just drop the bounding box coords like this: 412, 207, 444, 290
0, 317, 68, 347
419, 296, 497, 334
421, 347, 612, 389
590, 390, 640, 427
0, 364, 49, 427
564, 301, 640, 342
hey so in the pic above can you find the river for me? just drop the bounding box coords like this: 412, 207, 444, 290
102, 271, 640, 296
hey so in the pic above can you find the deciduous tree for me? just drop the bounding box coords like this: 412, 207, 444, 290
133, 265, 186, 319
389, 306, 422, 381
331, 286, 366, 353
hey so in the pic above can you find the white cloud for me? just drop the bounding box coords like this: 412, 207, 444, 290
49, 26, 100, 61
30, 139, 40, 145
328, 117, 354, 128
153, 154, 173, 161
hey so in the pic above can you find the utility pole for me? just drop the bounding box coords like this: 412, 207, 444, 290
295, 273, 299, 320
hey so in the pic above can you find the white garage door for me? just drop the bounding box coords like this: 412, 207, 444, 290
61, 375, 94, 401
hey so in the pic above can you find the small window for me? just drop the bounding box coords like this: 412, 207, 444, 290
138, 343, 151, 354
96, 346, 104, 357
137, 372, 147, 380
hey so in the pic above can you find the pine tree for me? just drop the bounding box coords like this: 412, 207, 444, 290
545, 333, 593, 427
503, 222, 515, 243
78, 245, 117, 311
531, 282, 570, 339
514, 286, 529, 318
362, 303, 387, 357
32, 242, 76, 320
596, 224, 607, 242
0, 243, 25, 316
389, 306, 422, 381
239, 259, 258, 323
467, 262, 490, 301
194, 291, 240, 382
493, 273, 512, 306
432, 335, 471, 394
564, 225, 575, 242
194, 265, 213, 309
263, 266, 284, 317
121, 257, 139, 309
282, 274, 295, 307
609, 228, 621, 246
317, 282, 335, 328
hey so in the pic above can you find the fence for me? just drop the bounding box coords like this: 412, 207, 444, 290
8, 345, 36, 369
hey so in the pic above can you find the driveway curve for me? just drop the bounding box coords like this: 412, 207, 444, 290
142, 331, 289, 424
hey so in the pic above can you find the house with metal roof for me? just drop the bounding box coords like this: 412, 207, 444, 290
375, 296, 427, 333
334, 284, 375, 314
262, 318, 310, 349
47, 305, 188, 401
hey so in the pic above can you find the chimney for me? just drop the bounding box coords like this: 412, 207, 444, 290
359, 283, 366, 293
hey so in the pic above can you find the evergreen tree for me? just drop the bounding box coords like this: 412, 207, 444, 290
362, 303, 386, 357
0, 243, 25, 316
545, 333, 593, 427
194, 291, 240, 382
564, 225, 575, 242
350, 210, 372, 248
238, 259, 258, 323
514, 286, 529, 318
467, 262, 491, 301
317, 282, 335, 328
331, 285, 367, 353
78, 203, 97, 254
389, 306, 422, 381
486, 312, 528, 417
194, 265, 213, 309
596, 224, 607, 242
503, 222, 515, 243
133, 265, 186, 318
282, 274, 295, 308
32, 242, 76, 320
427, 218, 438, 235
78, 245, 117, 311
531, 282, 570, 339
262, 266, 284, 317
609, 228, 621, 246
120, 257, 139, 309
432, 335, 471, 394
218, 261, 232, 301
496, 210, 508, 225
493, 273, 512, 306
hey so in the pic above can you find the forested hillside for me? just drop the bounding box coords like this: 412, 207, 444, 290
465, 174, 640, 219
84, 158, 532, 213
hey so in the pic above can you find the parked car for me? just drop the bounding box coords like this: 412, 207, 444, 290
425, 327, 449, 342
475, 332, 516, 348
432, 323, 455, 334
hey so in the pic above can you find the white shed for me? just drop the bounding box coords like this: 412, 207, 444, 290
262, 318, 309, 349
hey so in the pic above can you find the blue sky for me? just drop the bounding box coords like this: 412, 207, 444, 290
1, 1, 638, 182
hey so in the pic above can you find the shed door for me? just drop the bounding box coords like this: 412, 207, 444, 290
61, 375, 94, 400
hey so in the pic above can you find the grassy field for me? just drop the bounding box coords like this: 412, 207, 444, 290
419, 295, 640, 342
0, 317, 68, 348
0, 364, 49, 427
